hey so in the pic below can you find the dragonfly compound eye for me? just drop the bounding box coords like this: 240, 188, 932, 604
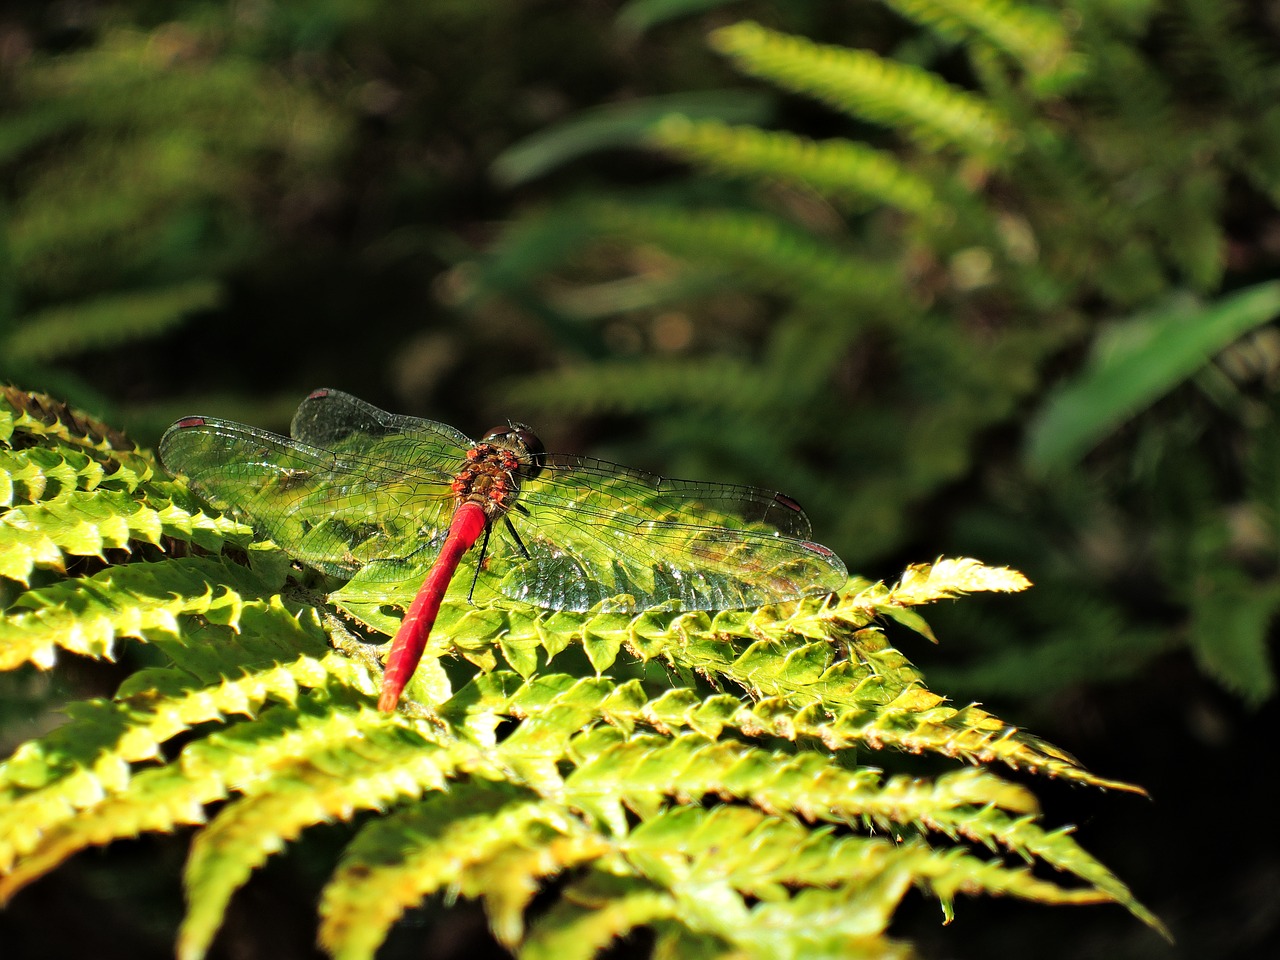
482, 422, 546, 477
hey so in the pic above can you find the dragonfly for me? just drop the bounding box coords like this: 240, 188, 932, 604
159, 388, 847, 711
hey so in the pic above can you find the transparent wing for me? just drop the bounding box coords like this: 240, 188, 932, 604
290, 387, 473, 454
161, 389, 847, 612
488, 454, 848, 612
158, 415, 462, 576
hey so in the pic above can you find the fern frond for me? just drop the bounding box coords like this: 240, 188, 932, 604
711, 21, 1016, 156
317, 784, 606, 958
0, 756, 217, 904
0, 486, 253, 586
503, 356, 790, 423
0, 644, 353, 876
490, 89, 775, 187
0, 598, 335, 788
178, 708, 488, 960
885, 556, 1034, 601
0, 691, 397, 904
10, 26, 348, 297
882, 0, 1084, 92
850, 556, 1032, 637
4, 280, 222, 363
1, 389, 1164, 953
0, 638, 349, 802
513, 790, 1158, 956
1187, 564, 1278, 706
447, 662, 1134, 793
0, 555, 284, 670
0, 446, 111, 505
941, 806, 1170, 939
0, 490, 159, 582
523, 874, 683, 960
563, 726, 1037, 833
586, 200, 910, 314
621, 804, 1119, 912
0, 383, 139, 456
652, 117, 941, 216
343, 559, 1126, 791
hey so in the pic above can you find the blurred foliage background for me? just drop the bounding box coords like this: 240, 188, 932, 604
2, 0, 1278, 958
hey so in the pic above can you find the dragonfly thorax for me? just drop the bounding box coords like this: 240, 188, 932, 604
453, 430, 539, 518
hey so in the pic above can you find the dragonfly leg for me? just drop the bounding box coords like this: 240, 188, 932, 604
466, 521, 496, 604
504, 514, 531, 559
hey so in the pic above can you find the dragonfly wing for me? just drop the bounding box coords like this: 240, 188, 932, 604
291, 388, 474, 454
538, 455, 817, 537
159, 416, 456, 576
490, 456, 846, 611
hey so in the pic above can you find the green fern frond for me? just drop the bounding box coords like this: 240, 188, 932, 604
0, 555, 277, 669
1, 390, 1166, 954
0, 478, 254, 587
9, 26, 347, 298
882, 0, 1084, 92
619, 804, 1109, 912
4, 280, 222, 364
873, 556, 1033, 604
503, 356, 791, 423
0, 384, 138, 456
652, 117, 941, 216
177, 705, 490, 960
343, 558, 1128, 793
320, 774, 1148, 960
0, 690, 384, 904
947, 807, 1168, 937
1187, 559, 1279, 706
563, 726, 1037, 830
522, 874, 685, 960
586, 200, 910, 315
0, 651, 355, 878
0, 446, 111, 506
711, 21, 1017, 156
1, 490, 162, 582
317, 784, 605, 957
446, 659, 1133, 793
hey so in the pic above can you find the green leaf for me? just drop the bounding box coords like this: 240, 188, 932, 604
1026, 282, 1280, 472
616, 0, 746, 37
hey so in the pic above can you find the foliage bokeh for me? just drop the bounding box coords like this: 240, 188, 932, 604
2, 1, 1278, 958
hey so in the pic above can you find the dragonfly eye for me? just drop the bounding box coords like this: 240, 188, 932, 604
482, 422, 546, 477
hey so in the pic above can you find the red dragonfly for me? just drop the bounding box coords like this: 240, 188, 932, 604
160, 389, 847, 710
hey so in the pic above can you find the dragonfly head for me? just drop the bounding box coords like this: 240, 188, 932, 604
481, 421, 545, 479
